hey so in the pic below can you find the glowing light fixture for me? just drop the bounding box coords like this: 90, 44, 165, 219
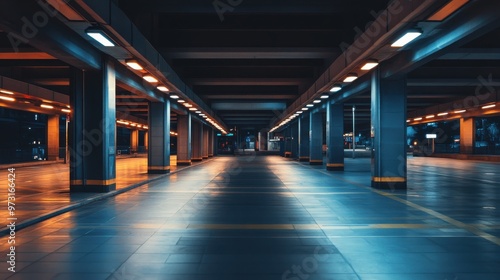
454, 109, 466, 113
85, 27, 115, 47
178, 99, 185, 103
426, 115, 435, 119
302, 107, 309, 111
414, 117, 422, 121
125, 59, 143, 70
361, 60, 379, 70
320, 94, 329, 99
143, 75, 158, 83
157, 86, 169, 92
170, 95, 179, 99
482, 104, 496, 109
0, 90, 14, 95
343, 73, 358, 82
61, 109, 71, 113
41, 104, 54, 109
195, 111, 202, 114
391, 29, 422, 47
189, 107, 197, 111
329, 84, 342, 92
437, 112, 449, 116
306, 104, 314, 107
313, 100, 321, 103
297, 111, 303, 114
0, 96, 15, 101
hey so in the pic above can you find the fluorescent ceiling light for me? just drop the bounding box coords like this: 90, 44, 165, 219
343, 73, 358, 82
297, 111, 303, 114
320, 95, 329, 99
40, 104, 54, 109
170, 95, 179, 99
329, 84, 342, 92
301, 107, 309, 111
0, 96, 15, 101
61, 109, 71, 113
0, 90, 14, 95
361, 60, 379, 70
306, 104, 314, 107
482, 104, 496, 109
178, 99, 185, 103
454, 109, 466, 113
125, 60, 143, 70
414, 117, 422, 121
313, 100, 321, 103
189, 107, 197, 111
143, 75, 158, 83
437, 112, 449, 116
195, 111, 202, 114
391, 30, 422, 47
157, 86, 169, 92
425, 115, 435, 119
85, 28, 115, 47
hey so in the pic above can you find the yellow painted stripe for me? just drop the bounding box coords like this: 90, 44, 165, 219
327, 163, 345, 167
309, 160, 323, 163
191, 158, 203, 161
177, 160, 192, 164
86, 179, 116, 185
70, 180, 83, 185
372, 176, 406, 183
148, 166, 170, 171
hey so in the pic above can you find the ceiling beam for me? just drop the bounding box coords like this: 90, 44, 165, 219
212, 102, 286, 111
189, 78, 309, 86
161, 48, 337, 59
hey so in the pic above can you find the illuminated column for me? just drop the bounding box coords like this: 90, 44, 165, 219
208, 127, 214, 157
202, 125, 209, 159
371, 68, 407, 189
460, 118, 475, 154
147, 100, 170, 174
130, 129, 139, 153
309, 111, 323, 165
144, 131, 148, 152
326, 102, 344, 171
69, 57, 116, 192
191, 120, 203, 161
298, 115, 310, 162
291, 121, 299, 159
47, 114, 59, 161
177, 114, 192, 165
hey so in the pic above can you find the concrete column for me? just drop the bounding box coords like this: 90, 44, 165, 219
69, 57, 116, 192
291, 121, 299, 159
298, 115, 310, 162
460, 117, 475, 154
326, 102, 344, 171
371, 68, 407, 189
309, 111, 323, 165
177, 114, 192, 165
147, 100, 170, 174
130, 129, 139, 153
191, 120, 203, 161
202, 125, 209, 159
284, 126, 292, 157
47, 114, 59, 161
208, 127, 214, 157
144, 131, 148, 152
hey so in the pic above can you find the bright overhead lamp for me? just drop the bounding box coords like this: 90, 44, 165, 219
61, 109, 71, 113
183, 103, 192, 107
329, 84, 342, 92
361, 60, 379, 70
40, 104, 54, 109
406, 119, 410, 123
85, 27, 115, 47
189, 107, 197, 111
437, 112, 449, 116
178, 99, 185, 103
125, 59, 143, 70
157, 86, 169, 92
425, 115, 435, 119
0, 96, 15, 102
313, 100, 321, 103
195, 111, 202, 114
301, 107, 309, 111
414, 117, 422, 121
391, 29, 423, 47
0, 90, 14, 95
306, 104, 314, 107
320, 94, 329, 99
142, 74, 158, 83
170, 95, 179, 99
343, 73, 358, 83
297, 111, 303, 114
482, 104, 496, 109
454, 109, 466, 113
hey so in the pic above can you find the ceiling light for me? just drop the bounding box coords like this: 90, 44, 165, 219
320, 95, 329, 99
61, 109, 71, 113
0, 96, 15, 102
391, 29, 423, 47
361, 60, 379, 70
157, 86, 169, 92
143, 126, 148, 129
406, 119, 410, 123
85, 27, 115, 47
170, 95, 179, 99
329, 84, 342, 92
482, 104, 496, 109
0, 90, 14, 95
306, 104, 314, 107
195, 111, 201, 113
313, 100, 321, 103
414, 117, 422, 121
302, 107, 309, 111
189, 107, 197, 111
142, 75, 158, 83
125, 59, 143, 70
40, 104, 54, 109
454, 109, 466, 113
178, 99, 185, 103
297, 111, 303, 114
183, 103, 192, 107
426, 115, 435, 119
343, 73, 358, 82
437, 112, 449, 116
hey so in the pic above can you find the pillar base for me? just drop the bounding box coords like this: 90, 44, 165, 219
284, 152, 292, 158
371, 177, 407, 190
309, 160, 323, 165
70, 181, 116, 193
298, 157, 309, 162
191, 158, 203, 162
177, 160, 192, 166
148, 166, 170, 174
202, 156, 209, 159
208, 154, 214, 157
326, 163, 344, 171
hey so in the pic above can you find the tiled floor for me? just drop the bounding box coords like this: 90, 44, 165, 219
0, 155, 499, 279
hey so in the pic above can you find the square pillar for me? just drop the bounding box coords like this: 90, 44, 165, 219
177, 114, 192, 165
309, 111, 323, 165
147, 100, 170, 174
202, 125, 209, 159
460, 117, 475, 154
298, 115, 310, 162
69, 57, 116, 193
130, 129, 139, 153
208, 127, 214, 157
291, 121, 299, 159
371, 68, 407, 190
144, 131, 148, 152
326, 102, 344, 171
191, 120, 203, 162
47, 114, 59, 161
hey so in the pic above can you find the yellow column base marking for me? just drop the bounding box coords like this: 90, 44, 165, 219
327, 163, 344, 167
372, 177, 406, 183
86, 179, 116, 185
148, 166, 171, 171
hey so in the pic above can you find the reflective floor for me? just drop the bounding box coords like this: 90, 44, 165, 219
0, 155, 499, 279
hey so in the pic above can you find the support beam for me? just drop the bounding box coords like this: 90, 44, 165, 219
326, 102, 344, 171
202, 125, 209, 159
298, 115, 310, 162
309, 112, 323, 165
148, 100, 170, 174
47, 115, 59, 161
177, 114, 192, 165
191, 120, 203, 161
460, 117, 475, 154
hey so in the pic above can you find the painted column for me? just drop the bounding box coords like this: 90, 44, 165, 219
47, 114, 59, 161
309, 111, 323, 165
147, 100, 170, 174
69, 57, 116, 192
460, 117, 475, 154
298, 115, 310, 162
202, 125, 209, 159
208, 127, 214, 157
326, 102, 344, 171
371, 68, 407, 189
130, 129, 139, 153
177, 114, 192, 165
144, 131, 148, 152
191, 120, 203, 162
291, 121, 299, 159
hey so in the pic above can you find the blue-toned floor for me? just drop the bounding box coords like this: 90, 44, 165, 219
1, 155, 499, 279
